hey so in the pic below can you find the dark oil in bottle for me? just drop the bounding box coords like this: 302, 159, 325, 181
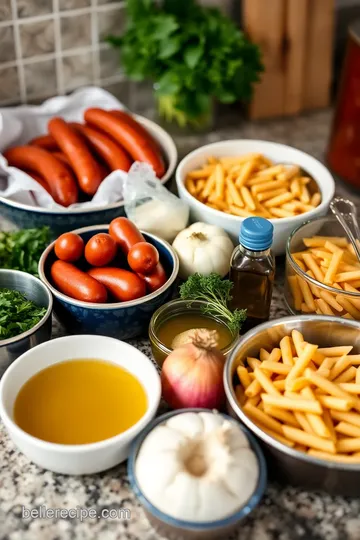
229, 217, 275, 333
230, 247, 275, 333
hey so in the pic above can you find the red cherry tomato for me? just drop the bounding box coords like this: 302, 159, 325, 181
54, 232, 84, 262
127, 242, 159, 275
85, 233, 117, 267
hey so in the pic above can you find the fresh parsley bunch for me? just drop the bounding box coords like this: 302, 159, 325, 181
0, 227, 50, 277
108, 0, 263, 127
0, 289, 47, 340
179, 273, 247, 333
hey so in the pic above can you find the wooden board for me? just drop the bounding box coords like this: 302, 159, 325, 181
303, 0, 334, 109
284, 0, 308, 115
242, 0, 286, 119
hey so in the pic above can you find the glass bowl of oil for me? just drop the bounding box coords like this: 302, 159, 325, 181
149, 299, 239, 367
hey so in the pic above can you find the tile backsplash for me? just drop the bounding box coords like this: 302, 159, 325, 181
0, 0, 132, 108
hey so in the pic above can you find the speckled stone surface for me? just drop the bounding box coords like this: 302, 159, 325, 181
2, 109, 360, 540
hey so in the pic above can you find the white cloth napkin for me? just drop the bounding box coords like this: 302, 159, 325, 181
0, 86, 129, 211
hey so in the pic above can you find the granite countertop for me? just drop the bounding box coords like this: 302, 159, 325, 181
2, 109, 360, 540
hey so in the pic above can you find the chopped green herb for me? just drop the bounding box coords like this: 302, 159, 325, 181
179, 273, 247, 333
0, 288, 47, 341
0, 227, 50, 276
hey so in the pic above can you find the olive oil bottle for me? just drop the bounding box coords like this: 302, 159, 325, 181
230, 217, 275, 333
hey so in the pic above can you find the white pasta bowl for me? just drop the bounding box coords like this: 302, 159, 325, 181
0, 335, 161, 475
176, 140, 335, 255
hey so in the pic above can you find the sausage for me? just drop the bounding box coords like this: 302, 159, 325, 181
52, 151, 71, 168
71, 122, 132, 172
127, 242, 159, 275
48, 117, 103, 195
29, 134, 58, 151
51, 260, 107, 303
24, 170, 51, 194
87, 267, 146, 302
109, 217, 145, 255
84, 233, 117, 267
110, 110, 162, 154
55, 232, 84, 262
139, 263, 167, 292
84, 108, 165, 178
4, 146, 78, 207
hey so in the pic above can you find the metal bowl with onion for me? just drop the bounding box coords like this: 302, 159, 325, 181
0, 269, 53, 376
224, 315, 360, 496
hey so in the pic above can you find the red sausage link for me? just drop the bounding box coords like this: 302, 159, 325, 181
87, 267, 146, 302
127, 242, 159, 275
23, 170, 51, 194
110, 110, 162, 154
139, 263, 167, 293
51, 260, 107, 303
4, 146, 78, 207
52, 151, 71, 168
48, 117, 103, 195
109, 217, 145, 255
29, 134, 58, 151
84, 108, 165, 178
71, 122, 132, 172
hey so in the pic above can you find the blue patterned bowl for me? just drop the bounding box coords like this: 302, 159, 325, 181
38, 225, 179, 340
0, 114, 177, 235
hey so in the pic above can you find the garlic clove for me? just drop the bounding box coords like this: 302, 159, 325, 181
224, 448, 259, 503
163, 473, 201, 522
138, 425, 185, 455
197, 479, 243, 522
166, 412, 205, 439
224, 422, 250, 451
199, 411, 224, 434
136, 450, 182, 496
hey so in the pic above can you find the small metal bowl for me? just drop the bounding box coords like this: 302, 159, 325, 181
128, 408, 267, 540
224, 315, 360, 496
0, 269, 53, 376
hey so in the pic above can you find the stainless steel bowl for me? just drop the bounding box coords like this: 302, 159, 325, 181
224, 315, 360, 496
0, 269, 53, 376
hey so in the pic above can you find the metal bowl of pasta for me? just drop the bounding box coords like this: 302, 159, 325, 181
224, 315, 360, 496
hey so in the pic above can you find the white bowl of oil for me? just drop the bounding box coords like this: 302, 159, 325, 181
0, 335, 161, 474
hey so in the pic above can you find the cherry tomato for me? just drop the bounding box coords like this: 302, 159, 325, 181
127, 242, 159, 275
85, 233, 117, 267
54, 232, 84, 262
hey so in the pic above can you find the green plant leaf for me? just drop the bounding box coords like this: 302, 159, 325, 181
152, 15, 179, 40
155, 72, 180, 95
158, 35, 181, 59
184, 42, 203, 69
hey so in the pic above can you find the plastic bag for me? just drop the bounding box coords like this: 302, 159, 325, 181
124, 162, 189, 243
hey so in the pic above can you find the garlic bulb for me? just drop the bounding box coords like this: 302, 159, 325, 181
135, 411, 259, 522
172, 222, 234, 279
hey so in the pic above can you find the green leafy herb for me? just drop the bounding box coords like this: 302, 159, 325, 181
0, 288, 47, 341
108, 0, 263, 127
179, 273, 246, 333
0, 227, 50, 276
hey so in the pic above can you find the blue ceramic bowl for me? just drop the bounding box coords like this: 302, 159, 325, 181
128, 409, 267, 540
0, 114, 177, 235
38, 225, 179, 340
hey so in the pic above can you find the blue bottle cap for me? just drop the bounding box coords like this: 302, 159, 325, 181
240, 217, 274, 251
